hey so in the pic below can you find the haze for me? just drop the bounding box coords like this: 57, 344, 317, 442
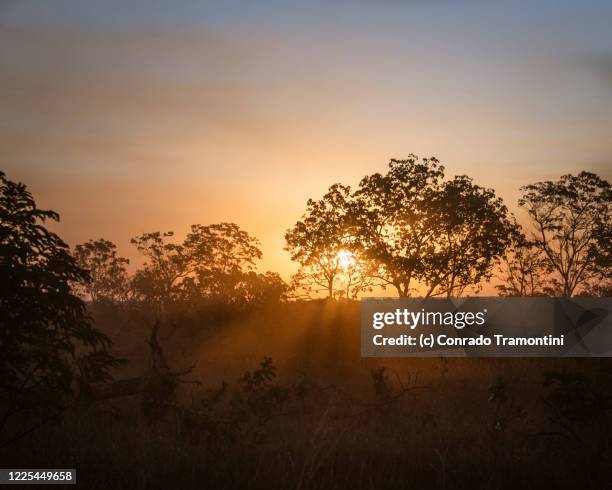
1, 0, 611, 277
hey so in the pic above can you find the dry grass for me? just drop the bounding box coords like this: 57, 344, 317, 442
2, 301, 611, 489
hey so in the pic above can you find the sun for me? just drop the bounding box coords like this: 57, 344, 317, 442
337, 250, 356, 269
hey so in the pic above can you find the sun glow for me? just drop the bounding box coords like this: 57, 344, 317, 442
337, 250, 356, 269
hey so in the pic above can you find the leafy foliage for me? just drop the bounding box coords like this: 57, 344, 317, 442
285, 184, 373, 298
288, 155, 515, 298
519, 171, 611, 296
496, 230, 549, 296
352, 155, 445, 296
131, 223, 284, 309
421, 175, 515, 297
0, 171, 119, 439
73, 238, 130, 303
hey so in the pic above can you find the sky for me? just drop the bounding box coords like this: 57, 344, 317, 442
1, 0, 611, 278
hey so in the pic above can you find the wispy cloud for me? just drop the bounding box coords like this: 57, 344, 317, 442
1, 2, 611, 276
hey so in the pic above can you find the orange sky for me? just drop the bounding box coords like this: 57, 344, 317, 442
1, 1, 611, 280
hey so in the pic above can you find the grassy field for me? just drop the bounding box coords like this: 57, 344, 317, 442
2, 301, 612, 489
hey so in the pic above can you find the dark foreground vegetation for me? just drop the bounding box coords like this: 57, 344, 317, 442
3, 301, 612, 490
1, 158, 610, 489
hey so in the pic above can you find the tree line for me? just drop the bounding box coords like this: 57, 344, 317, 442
59, 155, 612, 307
0, 158, 610, 443
73, 225, 287, 312
286, 155, 611, 299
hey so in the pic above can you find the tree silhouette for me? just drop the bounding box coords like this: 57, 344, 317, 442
185, 222, 262, 297
0, 171, 118, 442
285, 184, 373, 299
586, 189, 612, 296
288, 156, 514, 298
131, 223, 279, 308
73, 238, 130, 303
130, 231, 189, 308
421, 175, 515, 297
351, 156, 513, 297
333, 252, 374, 299
519, 171, 611, 297
213, 270, 288, 307
496, 229, 548, 296
351, 155, 445, 296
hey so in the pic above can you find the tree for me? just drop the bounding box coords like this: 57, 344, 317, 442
289, 155, 515, 298
355, 160, 514, 298
218, 270, 288, 307
352, 155, 445, 297
496, 230, 548, 297
333, 251, 375, 299
285, 184, 372, 299
584, 200, 612, 296
130, 231, 190, 307
73, 238, 130, 303
131, 223, 274, 308
421, 175, 515, 297
185, 222, 263, 297
519, 171, 611, 297
0, 171, 119, 443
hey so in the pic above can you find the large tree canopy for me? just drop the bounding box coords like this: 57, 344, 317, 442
0, 171, 117, 438
496, 228, 549, 297
287, 155, 515, 298
285, 184, 372, 299
352, 156, 445, 297
519, 171, 611, 297
421, 175, 515, 297
73, 238, 130, 303
131, 222, 284, 308
285, 155, 514, 297
354, 158, 515, 297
